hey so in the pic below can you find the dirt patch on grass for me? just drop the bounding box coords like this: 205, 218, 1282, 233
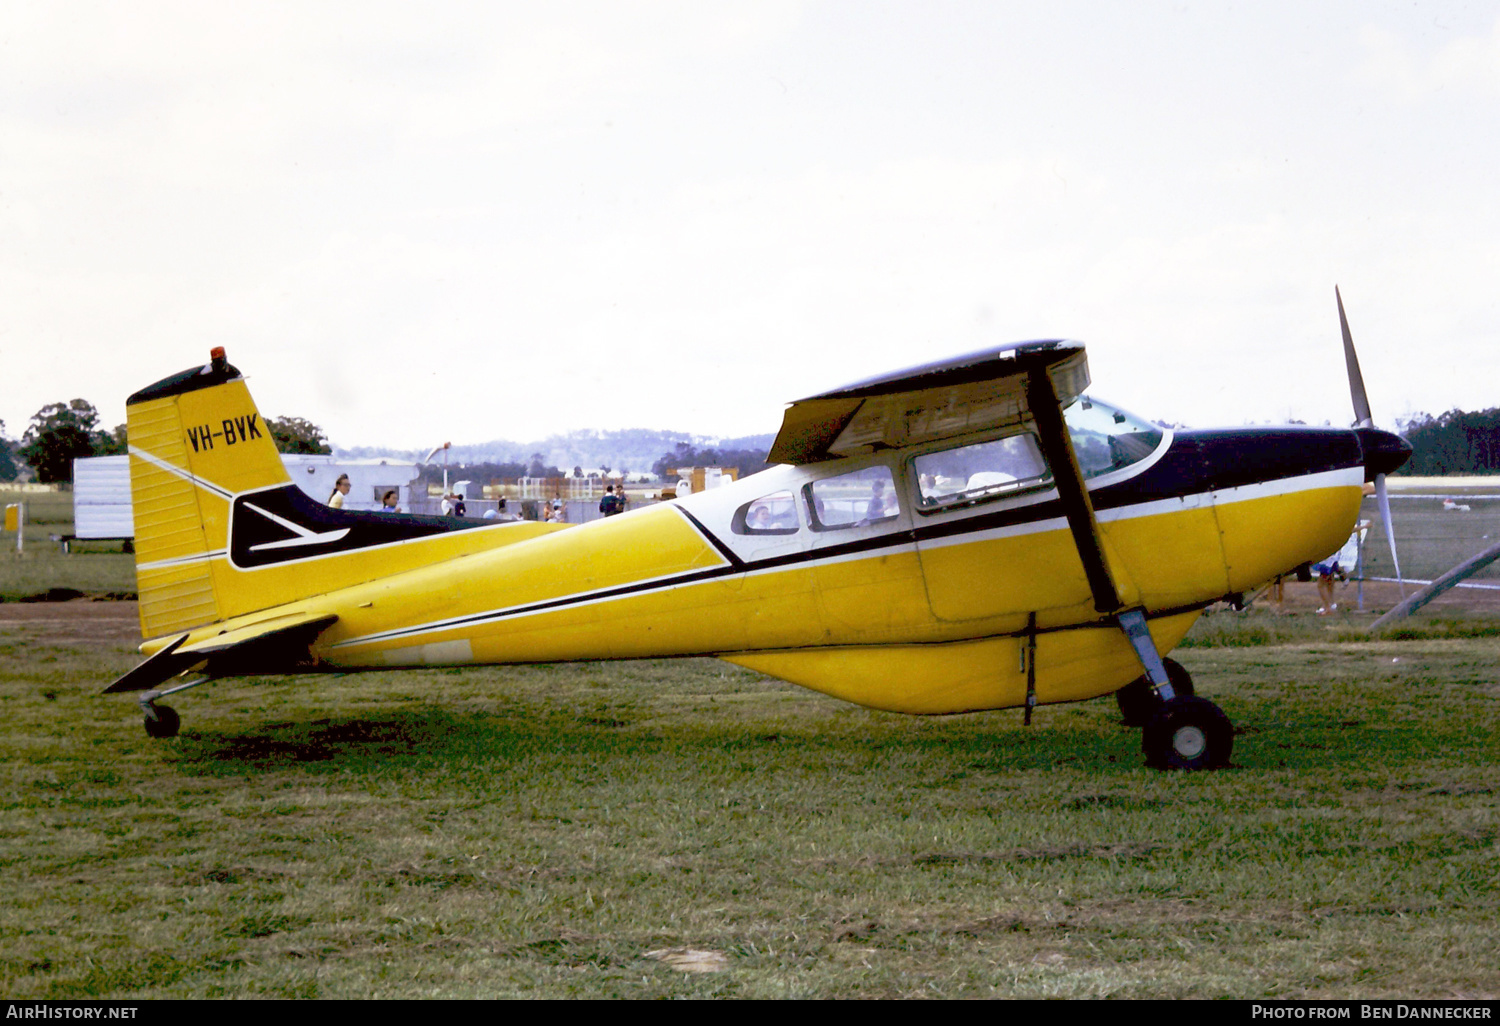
914, 842, 1166, 865
0, 599, 139, 644
797, 841, 1167, 871
176, 717, 433, 767
196, 865, 292, 885
947, 912, 1048, 936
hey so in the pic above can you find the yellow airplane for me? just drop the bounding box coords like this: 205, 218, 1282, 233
106, 299, 1410, 770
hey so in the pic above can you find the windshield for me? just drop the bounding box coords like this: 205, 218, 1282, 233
1063, 396, 1165, 479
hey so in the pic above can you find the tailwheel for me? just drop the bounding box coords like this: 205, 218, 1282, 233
1143, 696, 1232, 771
1115, 657, 1194, 727
143, 704, 180, 739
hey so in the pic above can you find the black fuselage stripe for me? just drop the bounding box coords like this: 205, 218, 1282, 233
339, 563, 748, 645
674, 507, 747, 568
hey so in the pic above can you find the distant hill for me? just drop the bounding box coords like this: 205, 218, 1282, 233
335, 428, 775, 478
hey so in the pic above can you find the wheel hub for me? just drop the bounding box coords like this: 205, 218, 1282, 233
1172, 724, 1207, 760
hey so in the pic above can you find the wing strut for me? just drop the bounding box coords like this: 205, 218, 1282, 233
1024, 369, 1178, 700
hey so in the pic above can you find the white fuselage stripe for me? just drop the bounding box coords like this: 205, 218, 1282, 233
137, 550, 229, 572
916, 466, 1362, 553
127, 445, 234, 500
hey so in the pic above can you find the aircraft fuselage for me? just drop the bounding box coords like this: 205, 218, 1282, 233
171, 418, 1373, 715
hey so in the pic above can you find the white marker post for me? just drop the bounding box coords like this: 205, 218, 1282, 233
4, 503, 22, 554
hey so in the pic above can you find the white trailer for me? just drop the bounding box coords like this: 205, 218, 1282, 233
72, 456, 135, 541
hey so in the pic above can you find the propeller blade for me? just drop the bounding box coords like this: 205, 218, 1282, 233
1337, 286, 1374, 429
1375, 473, 1405, 599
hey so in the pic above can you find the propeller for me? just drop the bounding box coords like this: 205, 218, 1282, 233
1337, 286, 1405, 598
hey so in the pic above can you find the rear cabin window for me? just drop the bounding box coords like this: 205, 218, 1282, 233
914, 433, 1050, 511
805, 466, 900, 531
732, 491, 800, 535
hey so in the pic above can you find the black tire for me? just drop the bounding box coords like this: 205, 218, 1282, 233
1142, 696, 1232, 771
144, 704, 180, 739
1115, 657, 1194, 726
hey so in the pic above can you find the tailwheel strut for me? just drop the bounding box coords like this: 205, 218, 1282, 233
143, 703, 180, 739
137, 677, 211, 739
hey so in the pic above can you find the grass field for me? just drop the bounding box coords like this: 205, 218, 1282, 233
1, 480, 1497, 998
1, 603, 1496, 999
0, 489, 135, 603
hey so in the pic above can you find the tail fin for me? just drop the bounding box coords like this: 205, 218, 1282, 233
127, 349, 294, 637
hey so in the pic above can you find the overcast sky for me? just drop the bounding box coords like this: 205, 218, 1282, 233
3, 1, 1497, 451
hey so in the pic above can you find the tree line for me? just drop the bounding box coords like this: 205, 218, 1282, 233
0, 400, 332, 484
651, 441, 771, 480
1397, 407, 1500, 476
414, 454, 568, 490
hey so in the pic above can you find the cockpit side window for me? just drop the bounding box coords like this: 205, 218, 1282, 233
805, 465, 900, 531
913, 432, 1050, 512
911, 397, 1165, 514
1063, 397, 1165, 479
732, 490, 800, 535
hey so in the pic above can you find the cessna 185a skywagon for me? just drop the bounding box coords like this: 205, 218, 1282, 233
106, 300, 1411, 769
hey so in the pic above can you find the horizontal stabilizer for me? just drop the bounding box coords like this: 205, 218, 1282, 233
103, 613, 338, 693
102, 632, 193, 694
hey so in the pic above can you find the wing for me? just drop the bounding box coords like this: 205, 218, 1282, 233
767, 340, 1089, 465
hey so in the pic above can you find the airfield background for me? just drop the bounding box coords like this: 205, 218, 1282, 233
1356, 485, 1500, 596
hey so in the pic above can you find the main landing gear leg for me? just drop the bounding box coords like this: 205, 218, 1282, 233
1117, 609, 1175, 699
1115, 657, 1194, 727
1025, 366, 1231, 770
1116, 610, 1232, 771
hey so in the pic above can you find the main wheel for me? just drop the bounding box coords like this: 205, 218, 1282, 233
143, 704, 180, 739
1142, 696, 1232, 771
1115, 657, 1195, 726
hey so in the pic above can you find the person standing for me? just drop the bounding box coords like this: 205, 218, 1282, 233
1313, 554, 1344, 614
327, 474, 351, 509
